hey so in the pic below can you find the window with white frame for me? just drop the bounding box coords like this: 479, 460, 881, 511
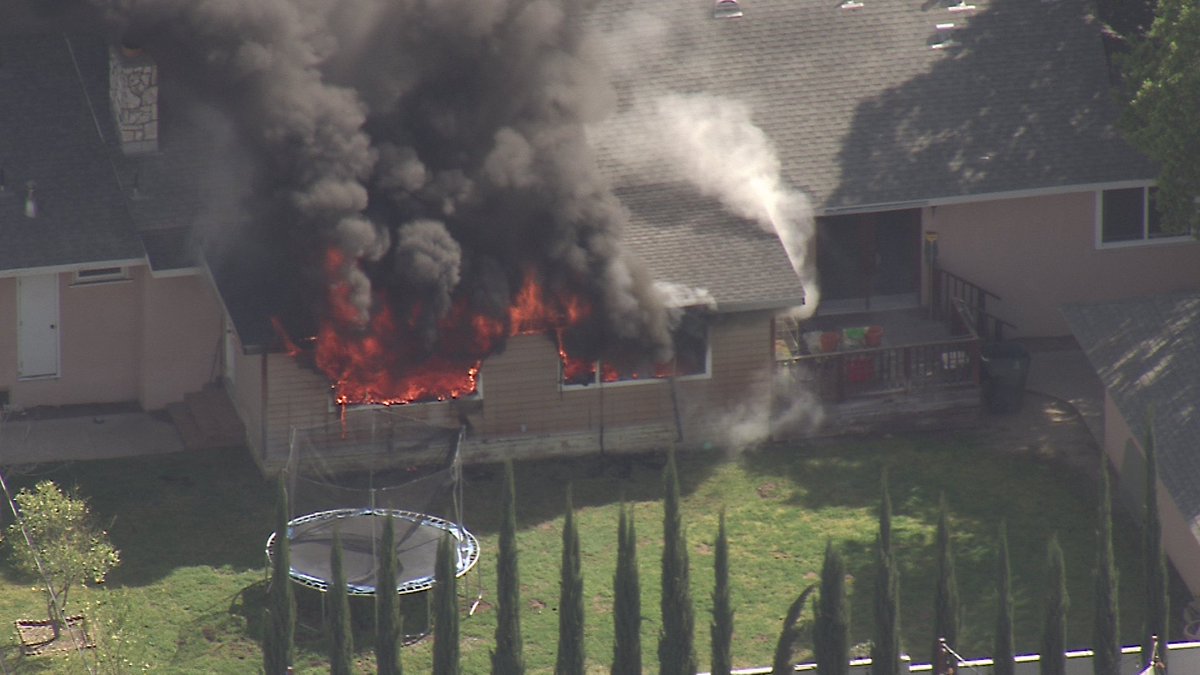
561, 309, 711, 386
1098, 187, 1181, 245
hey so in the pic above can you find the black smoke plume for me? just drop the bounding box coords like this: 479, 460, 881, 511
79, 0, 672, 364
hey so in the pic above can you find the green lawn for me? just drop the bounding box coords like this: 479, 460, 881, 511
0, 433, 1165, 673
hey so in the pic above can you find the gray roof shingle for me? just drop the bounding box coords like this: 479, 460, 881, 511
0, 34, 144, 273
587, 0, 1153, 211
619, 183, 804, 309
1064, 293, 1200, 521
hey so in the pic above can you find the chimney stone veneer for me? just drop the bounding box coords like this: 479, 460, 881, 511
108, 46, 158, 154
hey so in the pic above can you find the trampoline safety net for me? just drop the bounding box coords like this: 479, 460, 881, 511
267, 411, 479, 596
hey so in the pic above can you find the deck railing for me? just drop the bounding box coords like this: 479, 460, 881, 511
779, 335, 981, 403
931, 266, 1015, 342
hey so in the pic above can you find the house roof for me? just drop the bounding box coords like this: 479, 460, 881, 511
1064, 293, 1200, 521
620, 183, 804, 310
0, 34, 145, 274
586, 0, 1154, 212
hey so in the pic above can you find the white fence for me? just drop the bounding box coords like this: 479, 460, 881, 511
709, 641, 1200, 675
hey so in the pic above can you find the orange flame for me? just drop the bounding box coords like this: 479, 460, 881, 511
288, 250, 598, 406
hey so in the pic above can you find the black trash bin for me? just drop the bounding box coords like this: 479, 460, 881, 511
980, 342, 1030, 413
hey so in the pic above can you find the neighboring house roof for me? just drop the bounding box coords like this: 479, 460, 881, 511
587, 0, 1154, 212
1064, 293, 1200, 521
620, 183, 803, 310
0, 34, 144, 274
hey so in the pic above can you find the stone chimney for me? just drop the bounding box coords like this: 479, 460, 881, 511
108, 44, 158, 154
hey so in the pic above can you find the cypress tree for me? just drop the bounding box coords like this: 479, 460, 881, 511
993, 521, 1012, 672
871, 469, 900, 675
993, 521, 1015, 675
813, 540, 850, 675
264, 473, 295, 675
1093, 462, 1119, 675
612, 503, 641, 675
1142, 420, 1168, 669
330, 528, 354, 675
711, 509, 734, 675
659, 451, 697, 675
376, 514, 402, 675
554, 486, 585, 675
931, 495, 959, 667
1040, 535, 1068, 675
433, 532, 460, 675
492, 461, 525, 675
772, 584, 816, 675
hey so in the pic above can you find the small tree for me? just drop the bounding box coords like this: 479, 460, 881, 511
4, 480, 119, 636
659, 451, 697, 675
492, 460, 524, 675
612, 503, 641, 675
376, 514, 402, 675
993, 522, 1015, 675
264, 474, 295, 675
555, 485, 584, 675
1040, 535, 1068, 675
433, 532, 460, 675
1094, 462, 1119, 675
329, 529, 354, 675
711, 509, 734, 675
813, 540, 849, 675
872, 469, 901, 675
1142, 420, 1168, 670
931, 495, 959, 667
772, 584, 816, 675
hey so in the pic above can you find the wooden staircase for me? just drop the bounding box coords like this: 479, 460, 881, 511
167, 383, 246, 451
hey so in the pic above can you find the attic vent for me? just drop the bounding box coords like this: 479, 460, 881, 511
713, 0, 743, 19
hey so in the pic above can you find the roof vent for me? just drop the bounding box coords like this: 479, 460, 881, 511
947, 1, 976, 12
713, 0, 743, 19
840, 0, 864, 9
929, 24, 961, 49
24, 182, 36, 219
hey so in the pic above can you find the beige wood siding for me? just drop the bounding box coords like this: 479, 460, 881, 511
228, 333, 264, 458
256, 311, 776, 465
480, 312, 773, 442
263, 353, 335, 464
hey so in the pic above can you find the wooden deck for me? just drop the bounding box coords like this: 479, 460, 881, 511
776, 305, 986, 434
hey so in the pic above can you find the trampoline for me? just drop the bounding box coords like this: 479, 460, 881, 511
266, 414, 481, 607
267, 508, 479, 596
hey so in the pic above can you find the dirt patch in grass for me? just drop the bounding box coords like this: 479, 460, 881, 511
15, 616, 94, 656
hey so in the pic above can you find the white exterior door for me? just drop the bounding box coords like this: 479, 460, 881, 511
17, 274, 60, 379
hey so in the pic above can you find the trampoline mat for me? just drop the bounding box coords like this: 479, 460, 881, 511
281, 509, 478, 595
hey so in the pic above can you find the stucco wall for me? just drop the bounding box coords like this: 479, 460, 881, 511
0, 268, 223, 410
1104, 393, 1200, 596
139, 271, 223, 409
10, 271, 140, 407
929, 191, 1200, 336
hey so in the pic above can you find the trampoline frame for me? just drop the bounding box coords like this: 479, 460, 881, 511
265, 507, 480, 596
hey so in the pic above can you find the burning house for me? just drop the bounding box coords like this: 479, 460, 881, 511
6, 0, 1194, 464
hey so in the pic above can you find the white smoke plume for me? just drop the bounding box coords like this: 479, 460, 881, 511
595, 93, 820, 319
